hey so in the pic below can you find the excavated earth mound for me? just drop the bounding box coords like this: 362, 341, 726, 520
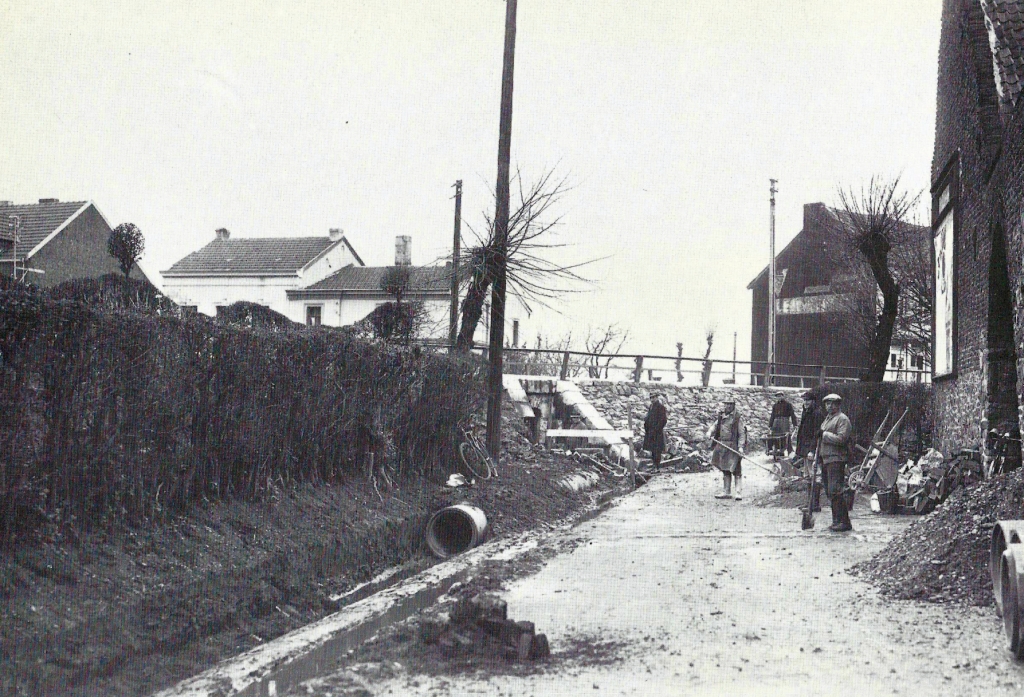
852, 468, 1024, 606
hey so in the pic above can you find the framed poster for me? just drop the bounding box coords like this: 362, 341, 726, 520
933, 211, 955, 377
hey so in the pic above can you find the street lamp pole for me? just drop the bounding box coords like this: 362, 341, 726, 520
768, 179, 778, 386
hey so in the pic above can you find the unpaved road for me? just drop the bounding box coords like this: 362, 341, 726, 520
293, 465, 1024, 696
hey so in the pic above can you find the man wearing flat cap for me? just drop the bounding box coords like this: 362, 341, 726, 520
707, 398, 746, 500
796, 391, 826, 511
819, 393, 853, 532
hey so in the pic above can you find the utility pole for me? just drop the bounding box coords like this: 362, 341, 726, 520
449, 180, 463, 350
767, 179, 778, 386
485, 0, 518, 461
732, 331, 737, 384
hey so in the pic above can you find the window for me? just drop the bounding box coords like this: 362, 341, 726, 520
890, 353, 898, 368
932, 157, 958, 379
306, 305, 322, 326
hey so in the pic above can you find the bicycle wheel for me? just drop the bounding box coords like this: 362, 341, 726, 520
460, 442, 493, 479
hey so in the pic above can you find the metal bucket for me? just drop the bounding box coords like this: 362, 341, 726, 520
425, 504, 489, 559
991, 521, 1024, 618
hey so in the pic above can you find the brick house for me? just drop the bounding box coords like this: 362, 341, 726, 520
0, 199, 131, 286
748, 203, 930, 387
929, 0, 1024, 458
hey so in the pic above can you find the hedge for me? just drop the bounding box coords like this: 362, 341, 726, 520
0, 287, 482, 544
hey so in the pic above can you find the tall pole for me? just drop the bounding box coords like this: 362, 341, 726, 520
732, 331, 737, 384
768, 179, 778, 386
449, 180, 463, 350
486, 0, 518, 460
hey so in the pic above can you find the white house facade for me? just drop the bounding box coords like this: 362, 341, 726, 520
161, 229, 463, 337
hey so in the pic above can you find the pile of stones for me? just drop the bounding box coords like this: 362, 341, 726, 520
419, 592, 551, 662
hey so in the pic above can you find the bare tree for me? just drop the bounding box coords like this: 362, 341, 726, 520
454, 168, 595, 352
826, 177, 924, 381
583, 324, 630, 378
701, 327, 715, 387
107, 223, 145, 278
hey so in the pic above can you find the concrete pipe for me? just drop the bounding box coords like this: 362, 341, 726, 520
991, 521, 1024, 618
1000, 543, 1024, 658
425, 504, 489, 559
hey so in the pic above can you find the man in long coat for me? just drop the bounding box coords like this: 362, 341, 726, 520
707, 398, 747, 500
642, 393, 668, 469
796, 391, 826, 511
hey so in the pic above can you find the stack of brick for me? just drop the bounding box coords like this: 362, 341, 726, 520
419, 592, 551, 662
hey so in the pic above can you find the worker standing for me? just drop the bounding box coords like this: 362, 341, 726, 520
819, 393, 853, 532
708, 398, 746, 500
796, 391, 826, 511
642, 393, 668, 470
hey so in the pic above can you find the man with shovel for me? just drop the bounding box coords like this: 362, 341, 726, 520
707, 398, 747, 500
819, 393, 853, 532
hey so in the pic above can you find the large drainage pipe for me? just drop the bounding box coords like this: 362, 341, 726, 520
425, 504, 489, 559
991, 520, 1024, 618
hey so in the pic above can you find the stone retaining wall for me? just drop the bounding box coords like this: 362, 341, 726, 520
575, 380, 804, 453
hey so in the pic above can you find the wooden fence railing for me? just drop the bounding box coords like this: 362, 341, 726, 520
420, 342, 931, 387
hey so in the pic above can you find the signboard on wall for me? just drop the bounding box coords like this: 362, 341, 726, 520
934, 213, 955, 377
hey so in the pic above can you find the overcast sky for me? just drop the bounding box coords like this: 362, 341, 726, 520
0, 1, 940, 374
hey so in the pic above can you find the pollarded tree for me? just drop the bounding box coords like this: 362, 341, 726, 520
107, 223, 145, 279
454, 168, 595, 352
825, 177, 924, 382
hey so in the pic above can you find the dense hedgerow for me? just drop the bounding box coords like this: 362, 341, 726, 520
0, 288, 483, 544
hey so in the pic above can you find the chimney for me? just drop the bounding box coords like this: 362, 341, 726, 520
215, 228, 231, 240
38, 198, 59, 204
329, 228, 343, 242
395, 235, 412, 266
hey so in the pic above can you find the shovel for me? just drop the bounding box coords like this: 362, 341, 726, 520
709, 438, 778, 475
802, 437, 823, 530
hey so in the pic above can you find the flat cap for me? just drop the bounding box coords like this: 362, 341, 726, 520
822, 393, 842, 402
801, 391, 816, 400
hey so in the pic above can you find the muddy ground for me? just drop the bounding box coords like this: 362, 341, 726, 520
0, 416, 623, 697
282, 465, 1024, 696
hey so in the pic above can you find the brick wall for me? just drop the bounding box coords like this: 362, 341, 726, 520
27, 205, 123, 287
930, 0, 1004, 453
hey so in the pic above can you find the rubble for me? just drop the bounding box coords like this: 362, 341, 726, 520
853, 467, 1024, 606
418, 592, 551, 662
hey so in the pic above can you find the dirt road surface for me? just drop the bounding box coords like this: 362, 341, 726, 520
291, 464, 1024, 696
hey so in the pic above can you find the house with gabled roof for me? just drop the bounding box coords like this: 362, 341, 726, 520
161, 227, 365, 322
162, 230, 457, 335
747, 203, 931, 387
0, 198, 132, 286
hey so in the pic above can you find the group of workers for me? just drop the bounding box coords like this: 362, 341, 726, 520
641, 390, 854, 533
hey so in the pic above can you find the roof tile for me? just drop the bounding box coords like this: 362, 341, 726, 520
163, 237, 337, 275
0, 201, 90, 257
302, 266, 450, 293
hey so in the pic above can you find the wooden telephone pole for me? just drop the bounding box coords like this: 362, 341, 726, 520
449, 180, 462, 349
767, 179, 778, 386
485, 0, 518, 461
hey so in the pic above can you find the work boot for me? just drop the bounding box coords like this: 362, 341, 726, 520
733, 474, 743, 501
714, 473, 732, 499
829, 494, 853, 532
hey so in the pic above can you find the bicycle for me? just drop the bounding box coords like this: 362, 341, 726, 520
459, 423, 498, 480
